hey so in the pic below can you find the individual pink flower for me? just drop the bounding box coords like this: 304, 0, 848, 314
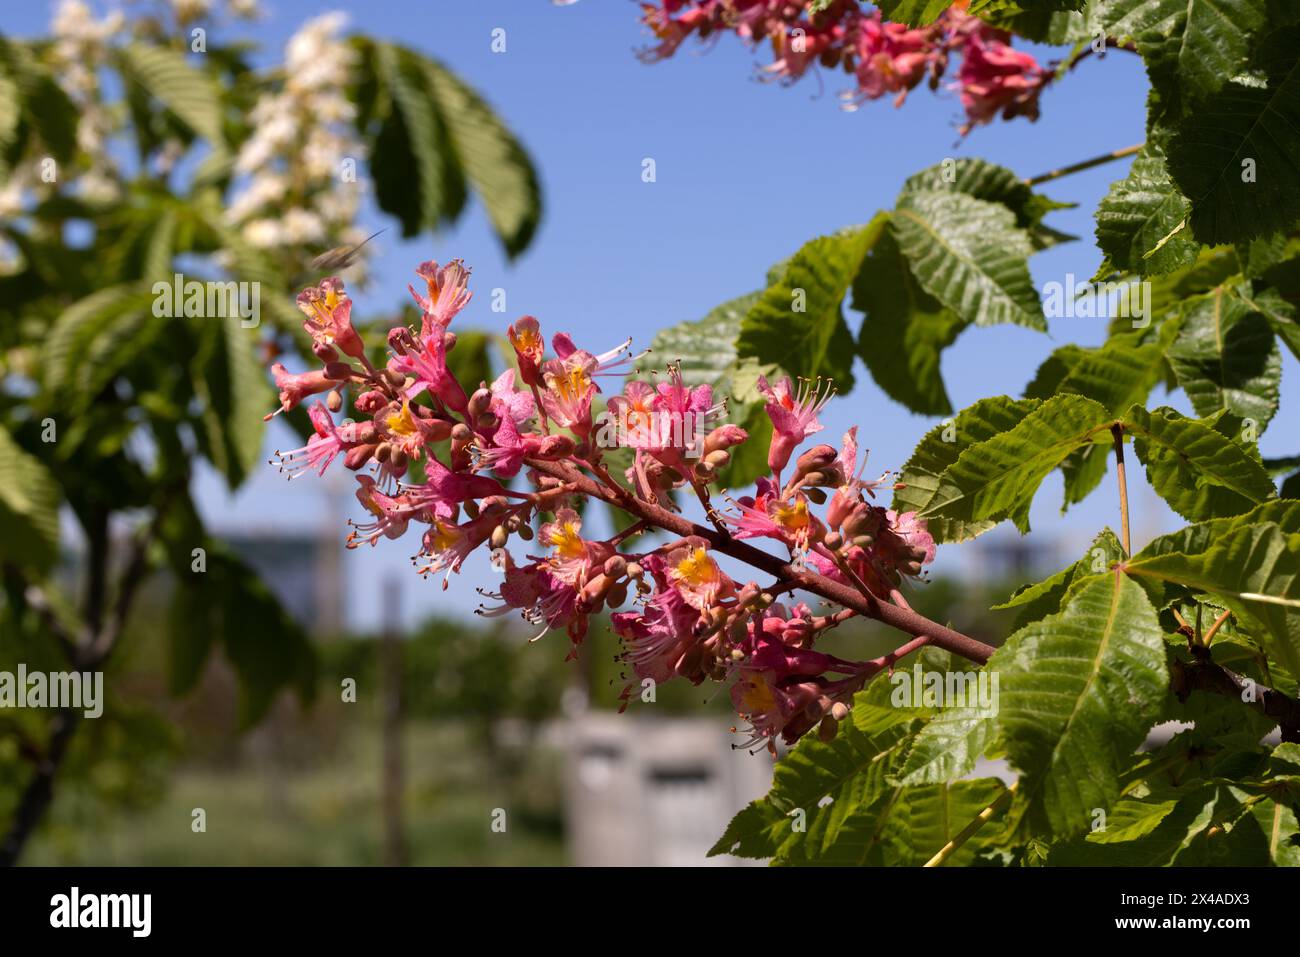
270, 363, 340, 414
540, 354, 597, 436
539, 508, 610, 590
409, 259, 472, 328
347, 475, 422, 548
507, 316, 545, 388
388, 325, 469, 414
406, 456, 510, 520
488, 369, 536, 429
956, 31, 1050, 134
416, 510, 500, 588
848, 11, 934, 107
297, 277, 365, 359
666, 540, 735, 611
758, 375, 833, 479
271, 402, 345, 479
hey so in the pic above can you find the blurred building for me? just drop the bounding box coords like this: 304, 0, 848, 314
563, 712, 773, 866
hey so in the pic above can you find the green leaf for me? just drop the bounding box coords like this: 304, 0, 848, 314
0, 427, 61, 572
1165, 286, 1281, 429
1123, 405, 1276, 521
892, 395, 1040, 543
116, 43, 226, 145
191, 316, 272, 489
873, 0, 961, 26
1126, 521, 1300, 678
362, 41, 540, 258
891, 190, 1045, 331
917, 394, 1114, 536
1165, 26, 1300, 244
1101, 0, 1267, 121
422, 57, 542, 259
878, 779, 1010, 866
995, 573, 1169, 837
1094, 141, 1198, 274
738, 216, 890, 390
898, 157, 1076, 251
168, 543, 316, 725
43, 284, 163, 412
992, 527, 1125, 624
852, 223, 964, 415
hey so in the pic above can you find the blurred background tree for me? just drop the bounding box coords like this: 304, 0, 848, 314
0, 0, 541, 865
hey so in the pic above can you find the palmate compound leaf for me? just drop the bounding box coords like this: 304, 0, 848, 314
890, 189, 1046, 332
737, 215, 892, 391
916, 394, 1114, 537
1165, 286, 1281, 431
994, 573, 1169, 838
1165, 25, 1300, 244
1125, 520, 1300, 681
1122, 405, 1276, 522
891, 395, 1041, 544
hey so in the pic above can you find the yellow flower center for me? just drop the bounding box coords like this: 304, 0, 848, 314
510, 325, 542, 358
427, 520, 460, 553
673, 547, 718, 587
547, 521, 586, 560
738, 673, 776, 715
547, 364, 591, 403
386, 402, 419, 437
772, 498, 811, 533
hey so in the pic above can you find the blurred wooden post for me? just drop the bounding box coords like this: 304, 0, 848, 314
380, 574, 408, 866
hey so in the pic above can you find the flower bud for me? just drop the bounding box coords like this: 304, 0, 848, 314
517, 523, 534, 542
606, 582, 628, 608
388, 447, 408, 473
536, 434, 575, 459
703, 424, 748, 456
451, 423, 474, 442
804, 486, 827, 505
490, 525, 509, 550
625, 562, 644, 580
830, 701, 850, 722
326, 389, 344, 413
703, 449, 731, 470
823, 530, 843, 551
443, 331, 458, 352
468, 388, 493, 419
374, 441, 392, 463
355, 389, 388, 414
604, 555, 627, 578
312, 341, 340, 364
345, 444, 376, 470
324, 361, 353, 381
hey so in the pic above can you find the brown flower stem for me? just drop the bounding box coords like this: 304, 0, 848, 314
1111, 423, 1132, 557
1201, 608, 1232, 648
526, 458, 997, 665
1025, 143, 1142, 187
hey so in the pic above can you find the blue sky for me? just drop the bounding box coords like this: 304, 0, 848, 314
9, 1, 1298, 629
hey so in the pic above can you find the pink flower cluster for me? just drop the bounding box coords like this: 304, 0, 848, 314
268, 258, 937, 750
638, 0, 1051, 135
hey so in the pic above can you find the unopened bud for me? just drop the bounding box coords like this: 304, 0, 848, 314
388, 447, 408, 473
326, 389, 343, 413
804, 486, 827, 505
312, 341, 340, 364
490, 525, 509, 550
830, 702, 850, 722
625, 562, 644, 580
468, 388, 492, 418
517, 523, 534, 541
443, 331, 458, 352
345, 444, 376, 470
451, 423, 473, 442
374, 441, 392, 463
823, 531, 843, 551
607, 582, 628, 608
604, 555, 628, 578
703, 449, 731, 470
324, 361, 353, 380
